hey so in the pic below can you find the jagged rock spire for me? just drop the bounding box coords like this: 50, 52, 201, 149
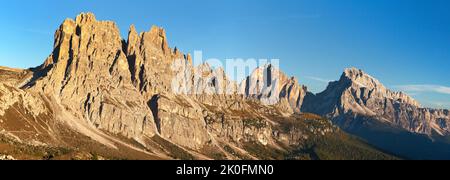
239, 64, 307, 113
30, 13, 156, 139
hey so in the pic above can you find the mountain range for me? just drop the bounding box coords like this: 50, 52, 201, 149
0, 13, 448, 160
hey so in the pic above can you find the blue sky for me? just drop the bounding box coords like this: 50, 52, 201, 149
0, 0, 449, 108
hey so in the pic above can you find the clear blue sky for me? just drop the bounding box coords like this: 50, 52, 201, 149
0, 0, 449, 108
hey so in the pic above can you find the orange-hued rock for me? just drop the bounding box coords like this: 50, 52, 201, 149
30, 13, 156, 139
0, 12, 446, 160
8, 13, 308, 157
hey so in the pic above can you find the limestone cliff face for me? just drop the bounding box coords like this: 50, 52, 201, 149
0, 13, 424, 160
28, 13, 156, 138
123, 23, 281, 149
240, 64, 307, 113
125, 25, 216, 149
126, 24, 186, 97
302, 68, 450, 136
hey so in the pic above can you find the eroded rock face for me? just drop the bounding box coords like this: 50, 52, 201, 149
149, 94, 210, 149
125, 24, 239, 148
342, 68, 420, 107
30, 13, 285, 150
205, 111, 274, 146
28, 13, 156, 138
126, 24, 185, 97
0, 13, 418, 159
240, 64, 307, 113
302, 68, 450, 136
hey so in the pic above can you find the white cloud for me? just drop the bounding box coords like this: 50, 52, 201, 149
395, 85, 450, 95
305, 76, 332, 83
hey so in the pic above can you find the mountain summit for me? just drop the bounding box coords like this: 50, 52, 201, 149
0, 13, 448, 160
302, 67, 450, 159
303, 67, 449, 136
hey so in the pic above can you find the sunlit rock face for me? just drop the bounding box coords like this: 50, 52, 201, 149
239, 64, 307, 113
28, 13, 156, 138
302, 67, 450, 136
0, 12, 446, 160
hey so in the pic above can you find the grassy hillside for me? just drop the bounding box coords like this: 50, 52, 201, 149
280, 114, 398, 160
289, 133, 399, 160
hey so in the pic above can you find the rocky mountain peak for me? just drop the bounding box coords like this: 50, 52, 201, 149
340, 67, 421, 107
343, 67, 363, 76
75, 12, 97, 25
43, 12, 122, 70
127, 24, 139, 50
28, 13, 156, 139
240, 64, 307, 113
341, 67, 384, 89
1, 12, 449, 160
125, 23, 189, 95
141, 25, 170, 54
302, 67, 448, 136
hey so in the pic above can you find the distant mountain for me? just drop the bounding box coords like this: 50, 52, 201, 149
301, 68, 450, 159
3, 13, 450, 160
0, 13, 394, 160
239, 64, 308, 114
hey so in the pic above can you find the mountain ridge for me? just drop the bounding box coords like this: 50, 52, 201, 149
0, 12, 447, 159
302, 67, 450, 140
